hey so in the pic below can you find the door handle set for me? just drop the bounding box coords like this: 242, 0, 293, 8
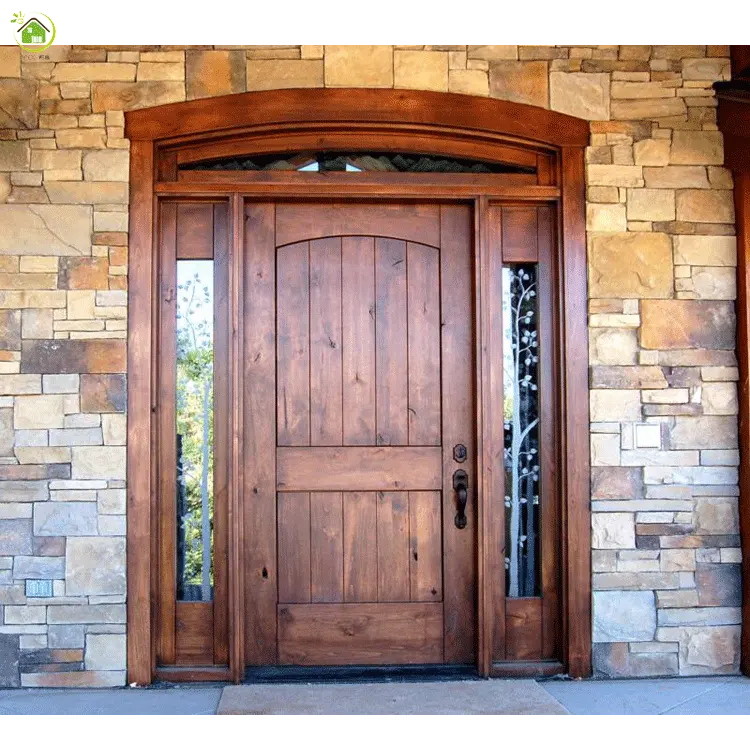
453, 469, 469, 529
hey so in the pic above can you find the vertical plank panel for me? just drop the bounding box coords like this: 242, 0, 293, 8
243, 202, 277, 665
343, 491, 378, 602
309, 238, 343, 446
342, 237, 376, 445
157, 201, 177, 666
561, 147, 592, 678
127, 139, 154, 685
441, 204, 478, 664
375, 239, 408, 446
501, 206, 539, 262
407, 243, 441, 446
277, 492, 311, 603
310, 492, 344, 603
409, 491, 442, 602
176, 203, 215, 259
537, 205, 560, 661
376, 491, 410, 602
277, 242, 310, 446
212, 201, 229, 665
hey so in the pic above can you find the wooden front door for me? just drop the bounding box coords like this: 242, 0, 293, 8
244, 202, 476, 666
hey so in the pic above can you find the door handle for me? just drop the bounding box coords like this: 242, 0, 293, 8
453, 469, 469, 529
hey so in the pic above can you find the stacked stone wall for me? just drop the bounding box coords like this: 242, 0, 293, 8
0, 44, 739, 685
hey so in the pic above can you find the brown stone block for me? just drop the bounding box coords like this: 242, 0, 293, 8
652, 46, 705, 59
696, 564, 741, 606
635, 523, 693, 536
186, 50, 245, 100
0, 464, 70, 480
592, 467, 644, 500
21, 340, 126, 374
40, 99, 91, 115
676, 190, 735, 224
0, 310, 21, 350
593, 642, 678, 678
33, 536, 66, 556
590, 366, 668, 389
93, 232, 128, 246
489, 61, 548, 108
611, 98, 686, 120
582, 61, 650, 74
80, 374, 126, 413
643, 404, 702, 417
324, 46, 393, 87
59, 257, 109, 290
92, 81, 185, 112
0, 80, 38, 129
109, 247, 128, 267
663, 367, 701, 387
640, 300, 735, 350
589, 232, 673, 299
20, 670, 124, 687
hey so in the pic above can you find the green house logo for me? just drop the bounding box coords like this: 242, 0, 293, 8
10, 11, 56, 52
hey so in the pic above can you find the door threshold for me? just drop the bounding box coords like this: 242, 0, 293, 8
243, 664, 481, 685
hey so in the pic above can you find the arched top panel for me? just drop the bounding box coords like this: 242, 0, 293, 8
124, 88, 589, 150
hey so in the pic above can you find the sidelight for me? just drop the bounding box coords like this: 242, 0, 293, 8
503, 264, 540, 598
175, 260, 215, 602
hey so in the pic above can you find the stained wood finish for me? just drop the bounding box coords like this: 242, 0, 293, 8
278, 603, 444, 665
175, 602, 214, 665
127, 88, 591, 683
270, 203, 475, 666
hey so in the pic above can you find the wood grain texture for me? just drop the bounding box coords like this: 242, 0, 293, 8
126, 139, 154, 685
408, 491, 442, 602
277, 602, 443, 665
277, 447, 442, 491
242, 202, 277, 665
310, 492, 344, 603
342, 237, 376, 445
277, 203, 440, 248
505, 598, 543, 661
276, 242, 310, 446
376, 491, 410, 602
561, 147, 592, 678
277, 492, 311, 604
501, 206, 538, 262
175, 602, 214, 666
176, 202, 214, 259
124, 88, 590, 147
343, 492, 378, 602
309, 238, 343, 446
407, 243, 441, 446
375, 238, 408, 446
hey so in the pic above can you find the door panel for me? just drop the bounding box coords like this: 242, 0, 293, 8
245, 201, 476, 666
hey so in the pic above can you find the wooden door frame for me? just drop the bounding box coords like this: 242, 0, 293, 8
125, 88, 591, 684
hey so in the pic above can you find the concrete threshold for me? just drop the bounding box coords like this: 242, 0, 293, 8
217, 679, 569, 715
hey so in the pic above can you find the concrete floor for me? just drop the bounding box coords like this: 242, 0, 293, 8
0, 676, 748, 714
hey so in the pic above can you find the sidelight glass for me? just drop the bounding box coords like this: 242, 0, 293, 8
503, 264, 541, 597
176, 260, 215, 602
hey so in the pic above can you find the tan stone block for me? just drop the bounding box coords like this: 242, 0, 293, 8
682, 58, 730, 82
611, 98, 686, 120
702, 382, 738, 415
0, 47, 21, 77
14, 394, 65, 429
71, 446, 126, 480
15, 446, 71, 464
489, 61, 548, 108
589, 232, 673, 298
324, 46, 393, 87
0, 272, 56, 291
591, 433, 621, 467
394, 51, 448, 92
246, 59, 323, 91
468, 46, 518, 61
691, 267, 736, 300
592, 513, 635, 549
18, 257, 55, 274
589, 328, 639, 365
702, 366, 739, 382
0, 290, 66, 308
707, 167, 733, 189
640, 300, 735, 350
587, 186, 620, 203
67, 290, 95, 320
136, 62, 184, 81
185, 50, 245, 99
549, 72, 610, 120
0, 79, 38, 129
0, 142, 29, 171
66, 537, 125, 595
59, 81, 90, 99
619, 46, 651, 61
587, 165, 643, 187
102, 414, 126, 445
82, 151, 129, 182
643, 166, 710, 189
448, 70, 488, 96
92, 81, 185, 112
670, 131, 724, 166
676, 190, 734, 223
300, 46, 324, 60
55, 129, 106, 149
634, 139, 671, 166
591, 366, 668, 389
52, 63, 136, 82
0, 174, 10, 203
673, 236, 736, 266
611, 81, 676, 99
695, 498, 739, 535
590, 390, 642, 421
140, 52, 183, 63
627, 189, 675, 221
661, 549, 696, 572
586, 203, 627, 232
21, 309, 53, 339
85, 633, 125, 671
45, 181, 128, 205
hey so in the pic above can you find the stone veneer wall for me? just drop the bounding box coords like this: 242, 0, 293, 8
0, 44, 740, 686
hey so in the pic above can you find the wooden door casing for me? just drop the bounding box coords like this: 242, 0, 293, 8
242, 202, 476, 666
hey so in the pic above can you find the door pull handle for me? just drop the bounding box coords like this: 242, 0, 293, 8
453, 469, 469, 529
